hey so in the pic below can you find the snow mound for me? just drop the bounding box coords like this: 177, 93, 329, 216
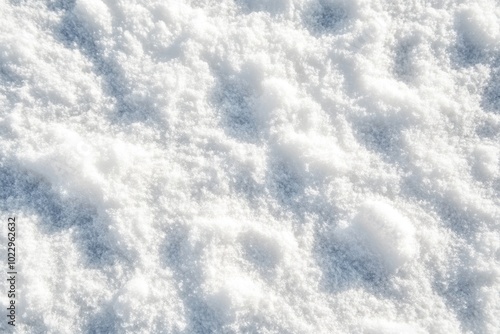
350, 200, 418, 273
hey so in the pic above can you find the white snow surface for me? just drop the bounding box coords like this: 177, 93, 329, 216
0, 0, 499, 333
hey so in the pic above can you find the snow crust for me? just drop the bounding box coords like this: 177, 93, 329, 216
0, 0, 499, 333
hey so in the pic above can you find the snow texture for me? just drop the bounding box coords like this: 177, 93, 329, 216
0, 0, 499, 333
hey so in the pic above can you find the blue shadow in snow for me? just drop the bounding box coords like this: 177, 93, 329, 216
0, 165, 113, 268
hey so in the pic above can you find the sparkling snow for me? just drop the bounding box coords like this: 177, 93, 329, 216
0, 0, 499, 333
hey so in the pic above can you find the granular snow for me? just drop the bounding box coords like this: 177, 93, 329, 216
0, 0, 499, 333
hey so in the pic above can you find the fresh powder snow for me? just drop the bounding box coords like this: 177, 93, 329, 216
0, 0, 499, 333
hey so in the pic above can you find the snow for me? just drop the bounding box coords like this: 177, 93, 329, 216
341, 200, 418, 273
0, 0, 499, 333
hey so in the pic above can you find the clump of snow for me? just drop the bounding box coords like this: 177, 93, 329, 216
473, 144, 499, 181
343, 200, 418, 273
1, 0, 500, 333
455, 2, 500, 53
